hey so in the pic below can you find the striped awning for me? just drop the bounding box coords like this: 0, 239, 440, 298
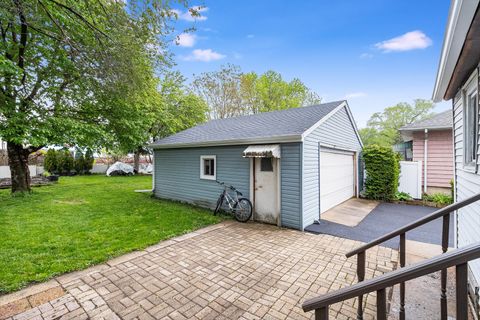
242, 144, 281, 158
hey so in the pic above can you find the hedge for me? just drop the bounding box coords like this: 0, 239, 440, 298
362, 145, 400, 201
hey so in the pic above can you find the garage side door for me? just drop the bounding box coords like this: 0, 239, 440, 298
320, 150, 355, 213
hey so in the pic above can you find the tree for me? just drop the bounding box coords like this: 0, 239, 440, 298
192, 65, 321, 119
192, 64, 243, 119
247, 70, 321, 113
360, 99, 435, 146
129, 71, 208, 172
0, 0, 192, 192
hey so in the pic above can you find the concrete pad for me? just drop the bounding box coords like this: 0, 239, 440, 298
321, 198, 379, 227
0, 280, 59, 307
405, 240, 453, 264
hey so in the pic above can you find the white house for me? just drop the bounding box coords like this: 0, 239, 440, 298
433, 0, 480, 313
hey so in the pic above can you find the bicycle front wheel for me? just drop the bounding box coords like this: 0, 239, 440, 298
233, 198, 253, 222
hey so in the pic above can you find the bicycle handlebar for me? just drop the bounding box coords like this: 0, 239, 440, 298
216, 180, 236, 191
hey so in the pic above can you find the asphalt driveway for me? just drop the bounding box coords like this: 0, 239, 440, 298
305, 202, 454, 249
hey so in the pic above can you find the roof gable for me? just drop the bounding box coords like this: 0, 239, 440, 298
151, 101, 345, 148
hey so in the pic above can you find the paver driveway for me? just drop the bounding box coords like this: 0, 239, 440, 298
0, 221, 397, 320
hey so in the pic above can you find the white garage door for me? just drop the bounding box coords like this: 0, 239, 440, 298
320, 150, 355, 213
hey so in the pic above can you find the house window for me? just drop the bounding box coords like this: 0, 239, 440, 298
464, 87, 478, 167
200, 155, 216, 180
260, 158, 273, 172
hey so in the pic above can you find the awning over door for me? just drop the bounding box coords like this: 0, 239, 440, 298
243, 144, 281, 158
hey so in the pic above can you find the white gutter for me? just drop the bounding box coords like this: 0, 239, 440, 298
149, 134, 302, 149
424, 129, 428, 193
432, 0, 478, 102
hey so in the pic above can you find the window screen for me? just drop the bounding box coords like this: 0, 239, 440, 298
260, 158, 273, 172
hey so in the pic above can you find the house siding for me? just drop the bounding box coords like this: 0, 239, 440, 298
452, 71, 480, 294
302, 106, 363, 228
154, 146, 250, 208
154, 143, 304, 230
280, 143, 303, 230
412, 129, 454, 188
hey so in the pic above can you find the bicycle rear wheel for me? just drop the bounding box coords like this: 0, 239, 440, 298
214, 195, 224, 215
233, 198, 253, 222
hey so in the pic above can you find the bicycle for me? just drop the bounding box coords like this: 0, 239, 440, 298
214, 181, 253, 222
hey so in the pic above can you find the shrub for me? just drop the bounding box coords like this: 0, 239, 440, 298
395, 191, 412, 201
362, 145, 400, 201
44, 149, 60, 174
59, 150, 74, 175
423, 193, 453, 206
74, 153, 85, 174
84, 149, 94, 173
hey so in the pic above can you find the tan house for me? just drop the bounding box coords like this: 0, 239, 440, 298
399, 111, 454, 194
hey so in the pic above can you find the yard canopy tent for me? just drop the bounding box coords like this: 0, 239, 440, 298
242, 145, 281, 158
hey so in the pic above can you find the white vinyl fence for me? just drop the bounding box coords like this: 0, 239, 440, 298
398, 161, 422, 199
0, 165, 39, 179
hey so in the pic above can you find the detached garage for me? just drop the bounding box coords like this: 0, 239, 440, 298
151, 100, 363, 230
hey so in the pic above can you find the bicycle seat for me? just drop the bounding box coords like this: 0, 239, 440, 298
236, 190, 243, 196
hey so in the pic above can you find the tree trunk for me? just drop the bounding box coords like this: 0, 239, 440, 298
7, 142, 31, 193
133, 149, 140, 174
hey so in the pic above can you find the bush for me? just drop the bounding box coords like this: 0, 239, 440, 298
44, 149, 60, 174
84, 149, 94, 173
363, 145, 400, 201
59, 150, 74, 175
423, 193, 453, 206
74, 153, 85, 174
395, 191, 412, 201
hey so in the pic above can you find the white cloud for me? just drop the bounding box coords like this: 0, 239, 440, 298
345, 92, 368, 99
246, 34, 255, 39
172, 6, 208, 22
233, 52, 243, 59
360, 53, 373, 59
175, 33, 196, 47
183, 49, 226, 62
375, 30, 432, 52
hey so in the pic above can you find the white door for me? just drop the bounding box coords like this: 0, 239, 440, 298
254, 157, 279, 224
320, 150, 355, 213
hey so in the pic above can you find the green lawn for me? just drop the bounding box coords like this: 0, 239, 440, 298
0, 175, 223, 294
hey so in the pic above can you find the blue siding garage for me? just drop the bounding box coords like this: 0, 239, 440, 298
151, 101, 363, 230
154, 146, 250, 208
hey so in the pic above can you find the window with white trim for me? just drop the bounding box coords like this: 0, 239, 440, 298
200, 155, 216, 180
463, 81, 478, 168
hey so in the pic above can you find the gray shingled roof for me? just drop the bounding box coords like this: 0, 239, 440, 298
399, 110, 453, 131
151, 101, 345, 148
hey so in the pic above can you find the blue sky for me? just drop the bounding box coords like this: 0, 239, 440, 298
169, 1, 451, 127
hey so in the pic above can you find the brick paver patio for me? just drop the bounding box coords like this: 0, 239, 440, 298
0, 221, 397, 320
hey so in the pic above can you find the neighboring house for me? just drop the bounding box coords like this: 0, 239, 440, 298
433, 0, 480, 313
0, 139, 6, 150
399, 111, 454, 194
151, 100, 363, 230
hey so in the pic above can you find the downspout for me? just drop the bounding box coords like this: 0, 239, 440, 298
424, 129, 428, 194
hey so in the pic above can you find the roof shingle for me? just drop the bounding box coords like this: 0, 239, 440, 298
151, 101, 345, 148
400, 110, 453, 131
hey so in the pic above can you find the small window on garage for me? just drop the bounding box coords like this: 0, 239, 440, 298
200, 155, 216, 180
260, 157, 273, 172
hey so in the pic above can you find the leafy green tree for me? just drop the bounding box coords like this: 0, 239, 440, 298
0, 0, 192, 193
192, 64, 244, 119
248, 70, 321, 113
193, 65, 321, 119
128, 72, 208, 172
361, 99, 435, 146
